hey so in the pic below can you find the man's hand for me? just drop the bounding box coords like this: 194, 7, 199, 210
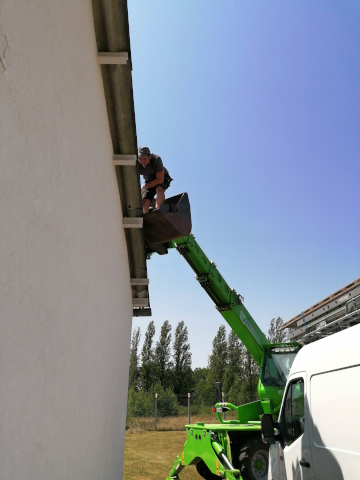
144, 170, 164, 189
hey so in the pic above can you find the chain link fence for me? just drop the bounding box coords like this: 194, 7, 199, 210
127, 385, 259, 432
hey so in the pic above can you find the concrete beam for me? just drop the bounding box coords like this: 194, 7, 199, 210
97, 52, 128, 64
132, 298, 149, 307
130, 278, 149, 285
123, 217, 143, 228
113, 154, 137, 166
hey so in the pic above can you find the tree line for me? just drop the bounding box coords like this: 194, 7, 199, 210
127, 317, 287, 417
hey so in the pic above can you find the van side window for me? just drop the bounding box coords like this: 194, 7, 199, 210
284, 379, 305, 446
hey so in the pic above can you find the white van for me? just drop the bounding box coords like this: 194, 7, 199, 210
261, 323, 360, 479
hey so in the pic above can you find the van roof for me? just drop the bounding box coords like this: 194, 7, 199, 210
289, 322, 360, 377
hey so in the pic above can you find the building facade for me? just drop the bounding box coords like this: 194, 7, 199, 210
0, 1, 147, 478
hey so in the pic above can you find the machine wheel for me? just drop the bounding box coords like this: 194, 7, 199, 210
196, 460, 221, 480
239, 442, 269, 480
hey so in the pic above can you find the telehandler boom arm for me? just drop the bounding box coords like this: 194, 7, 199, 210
168, 235, 269, 366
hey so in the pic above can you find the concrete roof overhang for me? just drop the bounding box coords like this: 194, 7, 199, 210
92, 0, 151, 317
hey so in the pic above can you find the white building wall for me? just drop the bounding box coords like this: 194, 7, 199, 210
0, 1, 132, 478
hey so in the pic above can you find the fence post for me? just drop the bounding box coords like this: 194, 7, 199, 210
155, 393, 158, 431
188, 393, 191, 424
222, 391, 226, 421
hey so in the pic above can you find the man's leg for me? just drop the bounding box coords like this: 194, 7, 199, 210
142, 186, 156, 213
142, 198, 152, 214
155, 186, 165, 208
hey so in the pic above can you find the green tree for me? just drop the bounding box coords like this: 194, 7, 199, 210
226, 375, 243, 406
268, 317, 288, 343
192, 367, 212, 405
127, 383, 178, 418
207, 325, 228, 385
242, 350, 260, 402
140, 321, 156, 391
129, 327, 141, 389
223, 329, 244, 394
173, 321, 192, 394
192, 367, 209, 388
154, 320, 172, 389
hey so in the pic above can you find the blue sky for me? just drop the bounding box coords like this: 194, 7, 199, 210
128, 0, 360, 368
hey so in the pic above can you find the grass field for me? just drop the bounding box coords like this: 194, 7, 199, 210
123, 414, 232, 480
123, 430, 199, 480
123, 414, 240, 480
126, 412, 238, 432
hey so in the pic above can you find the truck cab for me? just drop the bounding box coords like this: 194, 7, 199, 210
259, 345, 300, 414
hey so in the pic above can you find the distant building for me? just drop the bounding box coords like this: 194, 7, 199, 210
0, 1, 149, 478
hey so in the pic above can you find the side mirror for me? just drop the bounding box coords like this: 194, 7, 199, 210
261, 414, 277, 445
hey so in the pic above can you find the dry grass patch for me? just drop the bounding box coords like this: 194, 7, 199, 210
127, 413, 238, 432
123, 430, 199, 480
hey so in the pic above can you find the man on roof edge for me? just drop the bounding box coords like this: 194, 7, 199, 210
138, 146, 173, 214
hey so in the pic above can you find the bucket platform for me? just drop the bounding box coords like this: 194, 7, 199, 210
143, 192, 192, 253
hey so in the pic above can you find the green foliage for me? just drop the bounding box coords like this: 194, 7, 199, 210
129, 327, 141, 389
127, 383, 178, 418
192, 367, 209, 386
172, 321, 192, 394
206, 326, 259, 405
207, 325, 228, 385
127, 387, 154, 418
223, 330, 244, 394
177, 402, 213, 416
128, 316, 284, 414
192, 367, 215, 406
226, 376, 243, 405
243, 350, 260, 398
268, 317, 288, 343
154, 320, 173, 389
140, 321, 156, 391
227, 376, 258, 405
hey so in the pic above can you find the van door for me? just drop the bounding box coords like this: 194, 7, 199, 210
310, 365, 360, 479
281, 374, 315, 480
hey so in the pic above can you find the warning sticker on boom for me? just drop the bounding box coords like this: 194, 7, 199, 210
240, 311, 262, 346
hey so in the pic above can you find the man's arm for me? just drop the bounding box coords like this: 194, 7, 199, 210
145, 170, 164, 189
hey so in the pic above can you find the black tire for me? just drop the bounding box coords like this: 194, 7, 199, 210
196, 460, 221, 480
239, 442, 269, 480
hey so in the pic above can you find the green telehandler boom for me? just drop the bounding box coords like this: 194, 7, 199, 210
164, 235, 300, 480
142, 193, 300, 480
